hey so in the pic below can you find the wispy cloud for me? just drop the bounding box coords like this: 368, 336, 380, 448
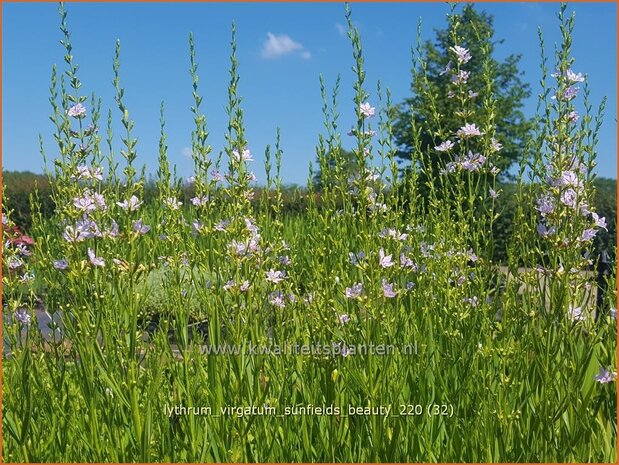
335, 23, 347, 37
261, 32, 311, 60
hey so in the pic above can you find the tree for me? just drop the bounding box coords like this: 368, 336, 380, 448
2, 171, 54, 231
313, 148, 358, 190
591, 177, 617, 256
393, 4, 532, 196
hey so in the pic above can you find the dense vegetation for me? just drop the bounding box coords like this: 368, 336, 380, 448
3, 170, 615, 262
2, 3, 616, 462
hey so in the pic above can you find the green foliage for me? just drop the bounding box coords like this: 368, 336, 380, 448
2, 171, 54, 231
393, 4, 532, 191
313, 148, 357, 189
592, 177, 617, 256
490, 178, 617, 263
3, 171, 616, 264
1, 3, 616, 463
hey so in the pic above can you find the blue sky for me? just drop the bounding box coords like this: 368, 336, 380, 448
3, 2, 617, 185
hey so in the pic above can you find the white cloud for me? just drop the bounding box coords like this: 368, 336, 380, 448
181, 146, 193, 158
261, 32, 310, 60
335, 23, 347, 37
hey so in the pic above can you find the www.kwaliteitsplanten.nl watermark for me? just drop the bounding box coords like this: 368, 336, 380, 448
195, 341, 419, 356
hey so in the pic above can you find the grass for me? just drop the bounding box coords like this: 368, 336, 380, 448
1, 2, 617, 462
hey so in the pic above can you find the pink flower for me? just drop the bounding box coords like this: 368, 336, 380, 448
117, 195, 142, 211
560, 188, 578, 208
67, 103, 87, 118
400, 254, 414, 268
164, 197, 182, 210
378, 248, 394, 268
490, 138, 503, 152
459, 151, 487, 172
54, 259, 69, 270
537, 223, 556, 237
14, 309, 31, 325
211, 169, 225, 182
592, 212, 607, 230
214, 219, 230, 231
8, 257, 23, 270
87, 248, 105, 267
106, 220, 119, 239
345, 282, 363, 299
359, 102, 376, 118
232, 149, 253, 162
559, 86, 579, 101
594, 367, 616, 384
568, 305, 586, 322
566, 69, 585, 83
451, 70, 470, 85
434, 140, 455, 152
190, 195, 209, 207
268, 291, 286, 308
456, 123, 483, 138
133, 219, 151, 235
450, 45, 471, 64
266, 269, 286, 283
75, 165, 103, 181
567, 110, 579, 122
580, 228, 597, 242
74, 194, 96, 213
382, 279, 397, 298
536, 194, 555, 217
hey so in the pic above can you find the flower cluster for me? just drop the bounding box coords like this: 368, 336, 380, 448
441, 151, 487, 175
73, 189, 107, 213
535, 165, 606, 247
72, 165, 104, 181
67, 102, 87, 118
551, 68, 585, 102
